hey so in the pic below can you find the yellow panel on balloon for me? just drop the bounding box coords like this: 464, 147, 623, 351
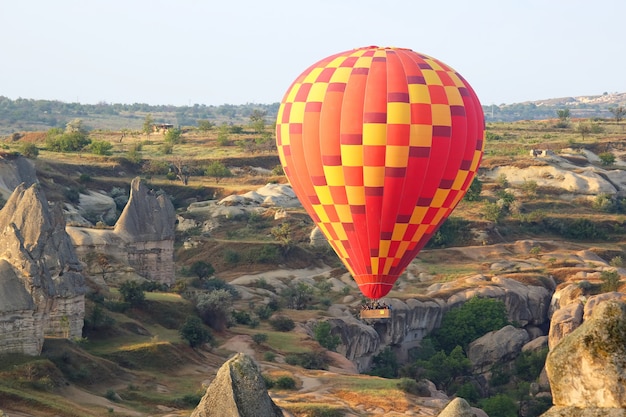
431, 104, 452, 126
345, 186, 366, 205
408, 84, 431, 103
363, 124, 387, 146
341, 145, 364, 167
385, 146, 410, 168
387, 103, 411, 124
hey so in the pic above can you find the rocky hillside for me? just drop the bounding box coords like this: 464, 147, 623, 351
1, 118, 626, 416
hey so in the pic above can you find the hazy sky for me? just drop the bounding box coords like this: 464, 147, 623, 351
2, 0, 624, 107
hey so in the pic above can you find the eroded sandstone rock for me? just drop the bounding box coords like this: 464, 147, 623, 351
191, 352, 283, 417
544, 300, 626, 412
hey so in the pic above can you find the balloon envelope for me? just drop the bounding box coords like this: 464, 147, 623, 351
276, 46, 485, 299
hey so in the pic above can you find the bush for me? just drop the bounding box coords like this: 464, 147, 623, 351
274, 376, 296, 389
90, 140, 113, 155
285, 351, 329, 370
600, 270, 621, 292
263, 351, 276, 362
179, 316, 212, 348
431, 297, 508, 353
189, 261, 215, 279
464, 177, 482, 201
252, 333, 268, 345
397, 378, 431, 396
599, 151, 616, 166
479, 394, 517, 417
196, 289, 233, 332
269, 316, 295, 332
367, 347, 399, 378
19, 142, 39, 158
314, 321, 341, 351
232, 310, 252, 325
514, 348, 548, 382
118, 281, 145, 307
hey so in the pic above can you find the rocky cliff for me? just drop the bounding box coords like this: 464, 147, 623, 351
0, 183, 85, 355
322, 270, 553, 371
542, 299, 626, 416
68, 177, 176, 286
191, 352, 284, 417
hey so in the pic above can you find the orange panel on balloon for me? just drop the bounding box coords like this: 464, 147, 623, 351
276, 46, 485, 299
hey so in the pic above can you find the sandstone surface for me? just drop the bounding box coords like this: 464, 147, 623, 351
191, 352, 283, 417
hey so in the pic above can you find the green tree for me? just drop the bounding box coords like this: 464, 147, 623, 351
577, 122, 591, 140
19, 142, 39, 158
143, 114, 154, 138
313, 321, 341, 351
205, 161, 233, 183
189, 261, 215, 279
90, 140, 113, 155
196, 289, 233, 331
197, 119, 215, 131
464, 177, 482, 201
118, 280, 145, 307
431, 297, 508, 353
252, 333, 268, 345
164, 127, 183, 144
600, 270, 621, 292
368, 347, 399, 378
598, 151, 616, 166
479, 394, 517, 417
282, 282, 314, 310
179, 316, 212, 348
416, 346, 472, 392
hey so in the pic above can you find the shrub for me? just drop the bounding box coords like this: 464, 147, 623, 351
599, 151, 616, 166
464, 177, 482, 201
274, 376, 296, 389
90, 140, 113, 155
263, 351, 276, 362
196, 289, 233, 331
118, 281, 145, 307
313, 321, 341, 351
600, 270, 621, 292
269, 316, 295, 332
252, 333, 268, 345
397, 378, 431, 396
179, 316, 212, 348
514, 348, 548, 381
285, 351, 329, 370
367, 347, 399, 378
189, 261, 215, 279
431, 297, 508, 353
479, 394, 517, 417
232, 310, 252, 325
19, 142, 39, 158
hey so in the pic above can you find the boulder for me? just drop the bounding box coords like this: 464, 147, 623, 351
437, 397, 487, 417
548, 301, 583, 349
190, 352, 283, 417
467, 325, 529, 371
544, 300, 626, 413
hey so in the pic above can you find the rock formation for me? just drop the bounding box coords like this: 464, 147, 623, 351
467, 325, 530, 372
67, 177, 176, 286
0, 183, 85, 355
322, 270, 553, 371
438, 397, 487, 417
542, 300, 626, 416
190, 352, 283, 417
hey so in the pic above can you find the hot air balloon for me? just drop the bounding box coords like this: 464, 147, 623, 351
276, 46, 484, 301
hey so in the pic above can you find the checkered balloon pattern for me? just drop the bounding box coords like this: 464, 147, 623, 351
276, 46, 485, 299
